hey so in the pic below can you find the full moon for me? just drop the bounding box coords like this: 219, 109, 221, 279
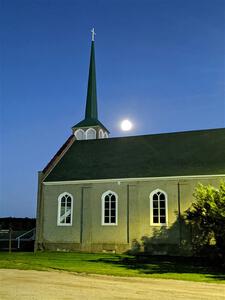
121, 119, 133, 131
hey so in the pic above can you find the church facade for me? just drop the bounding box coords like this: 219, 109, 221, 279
35, 34, 225, 255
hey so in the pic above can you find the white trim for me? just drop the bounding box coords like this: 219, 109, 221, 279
104, 132, 108, 138
57, 192, 73, 226
101, 190, 118, 226
86, 128, 96, 140
43, 174, 225, 186
150, 189, 168, 227
99, 129, 104, 139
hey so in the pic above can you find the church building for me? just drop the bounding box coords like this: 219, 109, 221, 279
35, 31, 225, 254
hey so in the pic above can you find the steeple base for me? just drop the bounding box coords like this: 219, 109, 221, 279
73, 126, 108, 140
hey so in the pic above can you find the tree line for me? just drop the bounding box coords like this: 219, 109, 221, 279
0, 217, 36, 231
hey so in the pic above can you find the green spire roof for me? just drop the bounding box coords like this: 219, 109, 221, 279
85, 41, 98, 119
72, 36, 109, 132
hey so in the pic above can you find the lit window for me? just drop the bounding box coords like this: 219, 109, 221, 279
150, 189, 168, 226
86, 128, 96, 140
99, 129, 104, 139
102, 191, 118, 225
57, 192, 73, 226
75, 129, 85, 140
103, 132, 108, 138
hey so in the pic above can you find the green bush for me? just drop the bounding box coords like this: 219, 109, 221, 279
185, 181, 225, 264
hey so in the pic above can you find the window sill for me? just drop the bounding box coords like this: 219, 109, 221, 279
150, 223, 168, 227
101, 223, 118, 226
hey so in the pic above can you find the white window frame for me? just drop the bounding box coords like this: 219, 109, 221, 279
57, 192, 73, 226
101, 190, 118, 226
99, 129, 104, 139
75, 129, 85, 140
86, 128, 96, 140
103, 132, 108, 138
150, 189, 168, 226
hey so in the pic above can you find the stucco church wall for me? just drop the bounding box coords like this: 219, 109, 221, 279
38, 175, 224, 254
42, 184, 82, 244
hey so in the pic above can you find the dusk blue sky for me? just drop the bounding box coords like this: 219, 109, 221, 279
1, 0, 225, 217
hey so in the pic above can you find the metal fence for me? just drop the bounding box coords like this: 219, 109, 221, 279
0, 228, 35, 252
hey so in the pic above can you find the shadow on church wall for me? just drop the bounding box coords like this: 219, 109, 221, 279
129, 213, 192, 256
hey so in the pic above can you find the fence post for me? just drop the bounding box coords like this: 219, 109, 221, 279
9, 227, 12, 253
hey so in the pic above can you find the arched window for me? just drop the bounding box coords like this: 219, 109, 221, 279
75, 129, 85, 140
103, 132, 108, 138
99, 129, 104, 139
57, 192, 73, 226
86, 128, 96, 140
150, 189, 168, 226
101, 191, 118, 225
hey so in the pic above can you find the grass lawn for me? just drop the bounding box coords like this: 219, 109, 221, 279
0, 252, 224, 283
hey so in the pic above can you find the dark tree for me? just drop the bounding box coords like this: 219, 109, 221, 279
0, 217, 36, 231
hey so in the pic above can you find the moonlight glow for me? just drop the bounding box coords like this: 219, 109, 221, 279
121, 119, 133, 131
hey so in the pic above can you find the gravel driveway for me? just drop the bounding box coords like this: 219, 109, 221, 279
0, 269, 224, 300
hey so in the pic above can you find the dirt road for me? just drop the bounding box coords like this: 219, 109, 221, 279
0, 269, 224, 300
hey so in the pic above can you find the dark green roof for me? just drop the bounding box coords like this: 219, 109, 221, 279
44, 128, 225, 182
72, 41, 108, 132
85, 41, 97, 119
72, 118, 109, 133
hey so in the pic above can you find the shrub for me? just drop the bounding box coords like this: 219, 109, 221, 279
185, 181, 225, 264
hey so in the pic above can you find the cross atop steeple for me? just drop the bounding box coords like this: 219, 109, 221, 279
91, 28, 96, 41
